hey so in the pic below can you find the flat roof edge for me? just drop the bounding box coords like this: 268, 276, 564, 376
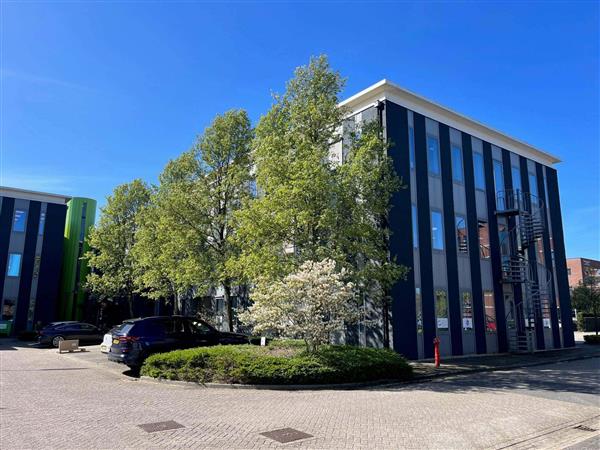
340, 80, 561, 165
0, 186, 72, 204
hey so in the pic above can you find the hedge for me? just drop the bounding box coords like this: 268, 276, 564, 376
583, 334, 600, 345
141, 343, 413, 385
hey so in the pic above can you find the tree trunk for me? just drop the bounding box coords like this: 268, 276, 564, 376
223, 282, 233, 332
382, 296, 390, 349
128, 293, 134, 319
173, 292, 181, 315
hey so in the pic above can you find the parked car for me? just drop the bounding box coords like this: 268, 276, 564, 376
108, 316, 250, 369
38, 321, 103, 347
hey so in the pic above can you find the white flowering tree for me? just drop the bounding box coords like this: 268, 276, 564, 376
239, 259, 360, 352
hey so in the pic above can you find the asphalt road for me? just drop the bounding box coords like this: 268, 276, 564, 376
1, 341, 599, 449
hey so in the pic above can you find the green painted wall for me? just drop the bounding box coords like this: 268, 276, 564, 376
58, 197, 97, 321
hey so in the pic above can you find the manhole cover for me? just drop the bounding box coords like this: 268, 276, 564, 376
260, 427, 313, 443
574, 425, 597, 432
137, 420, 185, 433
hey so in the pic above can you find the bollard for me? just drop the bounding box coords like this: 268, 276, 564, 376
433, 337, 441, 368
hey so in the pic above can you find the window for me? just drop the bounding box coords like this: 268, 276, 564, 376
412, 205, 419, 248
455, 215, 468, 254
498, 219, 510, 256
431, 211, 444, 251
435, 290, 449, 331
512, 166, 522, 192
7, 253, 22, 277
462, 292, 473, 330
409, 127, 415, 169
451, 145, 464, 183
38, 212, 46, 236
493, 160, 504, 195
473, 152, 485, 190
2, 299, 15, 320
568, 268, 572, 276
427, 135, 440, 175
415, 287, 423, 333
478, 221, 490, 259
484, 291, 497, 332
79, 202, 88, 242
528, 173, 538, 198
13, 210, 26, 232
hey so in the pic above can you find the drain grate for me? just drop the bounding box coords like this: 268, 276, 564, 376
574, 425, 597, 432
137, 420, 185, 433
260, 427, 313, 443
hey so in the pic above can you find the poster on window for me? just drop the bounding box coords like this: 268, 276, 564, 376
462, 318, 473, 329
437, 318, 448, 329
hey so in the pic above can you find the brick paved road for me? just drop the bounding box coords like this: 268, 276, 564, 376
1, 342, 599, 449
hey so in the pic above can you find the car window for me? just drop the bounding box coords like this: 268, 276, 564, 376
113, 323, 135, 335
188, 320, 214, 335
81, 324, 97, 331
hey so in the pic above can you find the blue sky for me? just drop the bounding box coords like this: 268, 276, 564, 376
1, 1, 598, 259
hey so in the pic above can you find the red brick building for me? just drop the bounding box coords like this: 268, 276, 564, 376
567, 258, 600, 289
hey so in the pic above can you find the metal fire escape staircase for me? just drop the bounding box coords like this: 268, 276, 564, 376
496, 190, 552, 353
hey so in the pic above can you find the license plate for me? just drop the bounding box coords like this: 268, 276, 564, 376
100, 345, 107, 351
112, 339, 119, 344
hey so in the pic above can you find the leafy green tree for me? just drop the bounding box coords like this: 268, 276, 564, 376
85, 179, 151, 317
136, 109, 253, 330
572, 267, 600, 335
231, 56, 407, 345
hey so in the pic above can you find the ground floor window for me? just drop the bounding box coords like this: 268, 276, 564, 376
416, 287, 423, 333
462, 292, 473, 330
484, 291, 497, 332
435, 290, 449, 331
2, 299, 15, 320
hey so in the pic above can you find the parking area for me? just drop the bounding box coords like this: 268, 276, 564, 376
1, 339, 599, 449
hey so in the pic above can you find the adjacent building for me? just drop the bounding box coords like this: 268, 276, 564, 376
335, 80, 574, 358
567, 257, 600, 289
0, 187, 95, 335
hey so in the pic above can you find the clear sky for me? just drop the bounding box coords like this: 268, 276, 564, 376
1, 1, 598, 259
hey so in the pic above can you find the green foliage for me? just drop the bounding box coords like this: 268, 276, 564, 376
571, 268, 600, 336
132, 110, 253, 326
583, 334, 600, 344
230, 55, 407, 311
85, 179, 151, 316
141, 342, 412, 385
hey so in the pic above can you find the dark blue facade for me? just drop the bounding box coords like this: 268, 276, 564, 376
382, 99, 573, 359
0, 193, 67, 334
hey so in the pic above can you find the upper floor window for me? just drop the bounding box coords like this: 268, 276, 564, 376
473, 152, 485, 190
478, 220, 490, 259
431, 210, 444, 251
13, 210, 26, 232
493, 160, 504, 195
409, 127, 415, 169
412, 204, 419, 248
528, 173, 539, 198
7, 253, 22, 277
512, 166, 522, 192
455, 215, 468, 254
427, 135, 440, 175
38, 212, 46, 236
451, 145, 464, 183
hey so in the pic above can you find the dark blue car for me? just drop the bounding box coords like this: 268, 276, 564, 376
38, 321, 103, 347
107, 316, 250, 369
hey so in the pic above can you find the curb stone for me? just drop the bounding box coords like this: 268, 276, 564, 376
139, 352, 600, 391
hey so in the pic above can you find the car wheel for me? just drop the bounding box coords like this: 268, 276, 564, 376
52, 336, 65, 348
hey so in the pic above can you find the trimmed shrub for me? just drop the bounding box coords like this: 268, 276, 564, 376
141, 343, 412, 385
583, 334, 600, 345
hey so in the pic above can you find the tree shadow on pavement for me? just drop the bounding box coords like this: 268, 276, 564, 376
372, 358, 600, 397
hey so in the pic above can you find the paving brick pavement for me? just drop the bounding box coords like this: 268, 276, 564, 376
1, 341, 599, 449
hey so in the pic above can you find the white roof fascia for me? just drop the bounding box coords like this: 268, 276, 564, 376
0, 186, 71, 205
339, 80, 560, 166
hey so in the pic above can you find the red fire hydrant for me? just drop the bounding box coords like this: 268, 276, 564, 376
433, 337, 441, 368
